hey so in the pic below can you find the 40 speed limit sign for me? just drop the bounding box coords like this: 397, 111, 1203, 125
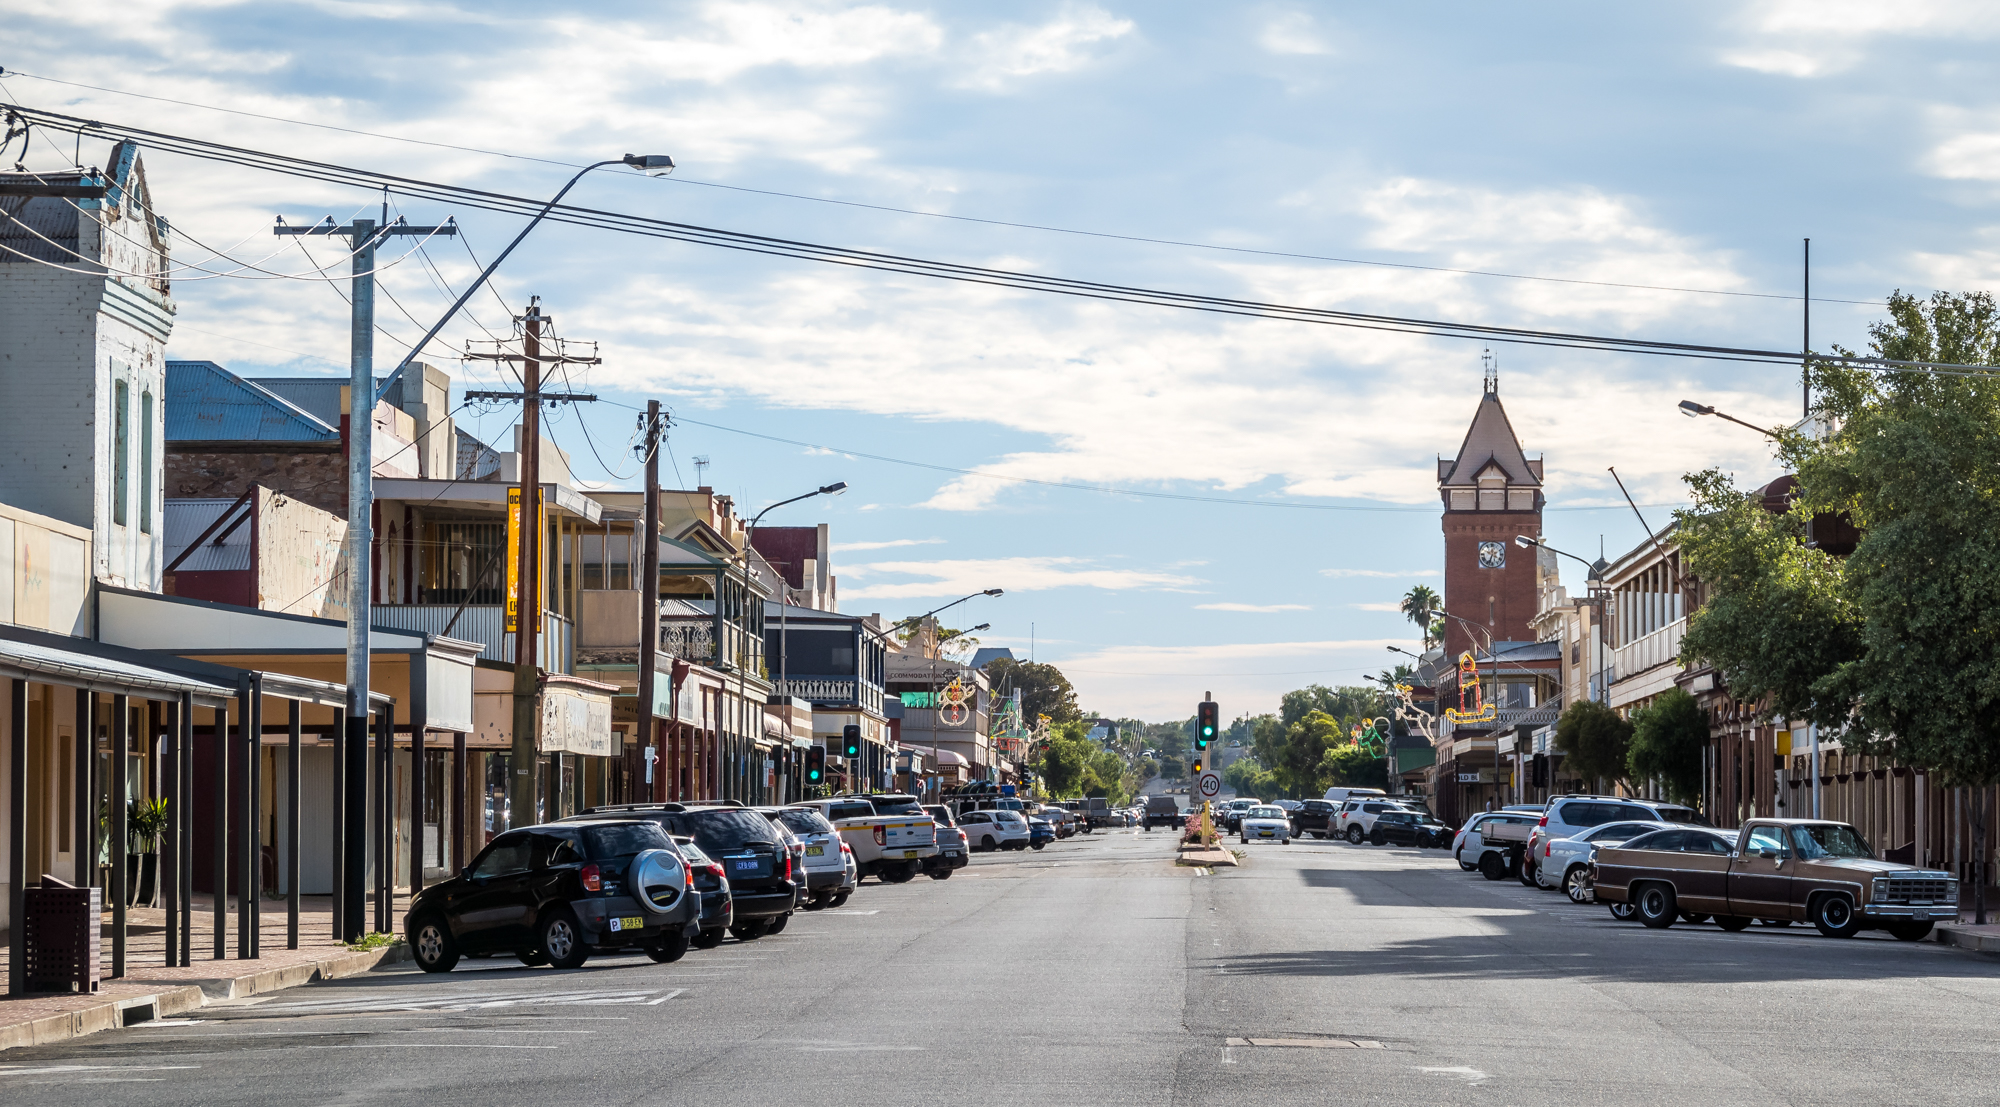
1196, 770, 1221, 799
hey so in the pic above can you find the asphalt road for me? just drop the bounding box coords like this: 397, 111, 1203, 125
6, 827, 2000, 1105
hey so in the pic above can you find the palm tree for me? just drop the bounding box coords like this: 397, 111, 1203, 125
1401, 585, 1442, 650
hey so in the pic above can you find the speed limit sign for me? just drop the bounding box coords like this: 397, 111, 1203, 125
1197, 770, 1221, 799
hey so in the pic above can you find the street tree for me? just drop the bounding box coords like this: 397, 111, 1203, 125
1627, 688, 1708, 808
983, 657, 1082, 725
1554, 700, 1632, 792
1401, 585, 1442, 650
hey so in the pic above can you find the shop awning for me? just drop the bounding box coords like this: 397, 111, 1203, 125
0, 630, 234, 707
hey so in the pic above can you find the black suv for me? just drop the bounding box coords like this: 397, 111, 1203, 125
1368, 809, 1453, 848
404, 819, 697, 973
570, 804, 797, 942
1290, 799, 1339, 839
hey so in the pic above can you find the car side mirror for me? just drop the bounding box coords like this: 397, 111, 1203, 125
1759, 848, 1780, 859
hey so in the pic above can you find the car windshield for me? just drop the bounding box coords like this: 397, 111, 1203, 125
825, 802, 876, 820
870, 796, 925, 816
676, 809, 782, 852
1249, 807, 1284, 819
580, 823, 673, 859
776, 809, 835, 836
1791, 823, 1874, 859
923, 805, 956, 827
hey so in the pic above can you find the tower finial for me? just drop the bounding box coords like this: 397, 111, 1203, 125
1482, 348, 1498, 394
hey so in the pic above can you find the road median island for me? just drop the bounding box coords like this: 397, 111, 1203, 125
1176, 844, 1239, 868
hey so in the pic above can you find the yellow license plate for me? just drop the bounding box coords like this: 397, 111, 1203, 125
607, 916, 645, 933
903, 850, 920, 858
807, 845, 825, 856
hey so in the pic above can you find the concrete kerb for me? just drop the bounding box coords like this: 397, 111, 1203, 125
1177, 843, 1239, 868
1934, 922, 2000, 954
0, 943, 410, 1052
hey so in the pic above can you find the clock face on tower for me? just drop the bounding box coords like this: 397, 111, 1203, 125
1477, 541, 1505, 569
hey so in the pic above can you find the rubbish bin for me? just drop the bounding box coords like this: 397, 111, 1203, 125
23, 876, 101, 993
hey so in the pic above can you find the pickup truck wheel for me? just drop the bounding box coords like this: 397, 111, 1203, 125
1346, 825, 1365, 845
830, 892, 851, 908
1886, 921, 1934, 942
1369, 829, 1386, 846
1607, 901, 1638, 921
806, 893, 831, 910
1715, 915, 1754, 931
1635, 883, 1678, 929
1562, 865, 1593, 904
929, 868, 953, 880
1478, 851, 1508, 881
1809, 893, 1862, 939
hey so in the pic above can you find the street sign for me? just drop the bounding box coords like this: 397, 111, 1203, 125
1197, 771, 1222, 799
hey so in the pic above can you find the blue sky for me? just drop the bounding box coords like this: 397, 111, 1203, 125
7, 1, 1996, 718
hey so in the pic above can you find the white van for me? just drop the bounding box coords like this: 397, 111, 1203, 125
1322, 787, 1388, 805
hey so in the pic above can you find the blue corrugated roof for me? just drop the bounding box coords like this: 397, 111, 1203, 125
165, 360, 340, 443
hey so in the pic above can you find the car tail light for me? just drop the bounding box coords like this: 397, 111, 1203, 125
840, 841, 853, 855
1545, 844, 1552, 857
684, 863, 695, 889
704, 861, 726, 882
784, 854, 793, 881
873, 825, 886, 846
580, 863, 601, 892
1538, 815, 1548, 827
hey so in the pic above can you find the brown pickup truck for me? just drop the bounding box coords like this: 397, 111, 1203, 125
1592, 818, 1958, 941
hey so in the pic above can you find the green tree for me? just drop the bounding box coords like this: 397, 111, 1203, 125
1401, 585, 1442, 650
1555, 700, 1632, 791
1627, 688, 1708, 808
984, 658, 1082, 725
1223, 754, 1265, 793
1321, 743, 1388, 790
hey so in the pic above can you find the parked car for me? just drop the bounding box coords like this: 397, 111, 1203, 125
1594, 820, 1958, 939
1523, 795, 1707, 888
1336, 799, 1426, 843
1219, 798, 1259, 832
1238, 805, 1292, 845
1368, 809, 1453, 848
762, 806, 852, 908
1142, 795, 1182, 831
761, 818, 809, 928
1322, 786, 1388, 806
1534, 820, 1672, 901
406, 819, 697, 973
566, 804, 796, 941
1289, 799, 1340, 839
959, 808, 1031, 850
922, 805, 970, 878
791, 795, 939, 882
673, 835, 735, 946
1451, 808, 1544, 873
1028, 817, 1056, 849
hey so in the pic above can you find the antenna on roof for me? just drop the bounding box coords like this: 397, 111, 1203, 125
692, 455, 710, 485
1482, 349, 1498, 395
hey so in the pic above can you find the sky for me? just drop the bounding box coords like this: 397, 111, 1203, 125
6, 1, 1998, 720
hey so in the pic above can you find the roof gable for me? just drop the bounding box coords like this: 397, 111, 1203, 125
165, 361, 340, 444
1439, 390, 1539, 488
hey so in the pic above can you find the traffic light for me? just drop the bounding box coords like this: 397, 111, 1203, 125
805, 745, 825, 785
1191, 759, 1203, 775
1196, 699, 1218, 749
841, 724, 863, 760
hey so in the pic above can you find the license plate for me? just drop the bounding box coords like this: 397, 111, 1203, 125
1258, 830, 1274, 837
902, 850, 920, 859
807, 845, 825, 857
607, 916, 645, 933
734, 859, 759, 871
945, 851, 961, 858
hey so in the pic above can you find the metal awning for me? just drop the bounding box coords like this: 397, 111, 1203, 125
251, 670, 392, 710
0, 635, 234, 708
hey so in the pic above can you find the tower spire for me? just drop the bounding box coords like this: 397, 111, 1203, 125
1482, 348, 1498, 395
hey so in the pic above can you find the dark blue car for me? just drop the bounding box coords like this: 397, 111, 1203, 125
1028, 817, 1056, 850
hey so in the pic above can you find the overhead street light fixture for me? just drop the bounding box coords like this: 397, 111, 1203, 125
1515, 534, 1608, 582
623, 153, 676, 176
1678, 399, 1783, 441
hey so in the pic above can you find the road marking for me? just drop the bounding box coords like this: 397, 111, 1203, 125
1226, 1037, 1384, 1049
244, 987, 669, 1015
302, 1044, 560, 1050
818, 909, 880, 915
0, 1064, 201, 1075
411, 1028, 593, 1034
646, 989, 686, 1005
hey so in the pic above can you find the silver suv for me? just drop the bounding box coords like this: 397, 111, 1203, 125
1526, 796, 1707, 889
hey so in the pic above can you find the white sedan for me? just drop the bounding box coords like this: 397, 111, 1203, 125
1538, 820, 1672, 901
1238, 805, 1292, 845
958, 809, 1031, 851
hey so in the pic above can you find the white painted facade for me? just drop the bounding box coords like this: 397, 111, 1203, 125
0, 143, 175, 594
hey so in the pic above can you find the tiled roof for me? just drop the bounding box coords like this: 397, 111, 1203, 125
1439, 391, 1539, 487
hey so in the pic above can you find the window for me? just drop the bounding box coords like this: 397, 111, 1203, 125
112, 378, 130, 527
1689, 833, 1734, 854
1621, 830, 1680, 851
530, 833, 583, 868
470, 833, 532, 878
581, 823, 672, 859
139, 390, 154, 534
1743, 825, 1788, 856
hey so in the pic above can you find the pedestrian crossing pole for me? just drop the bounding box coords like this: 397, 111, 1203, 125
275, 203, 455, 941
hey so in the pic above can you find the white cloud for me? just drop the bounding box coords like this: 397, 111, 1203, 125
1320, 568, 1439, 578
831, 537, 945, 552
839, 555, 1199, 600
1194, 602, 1311, 613
1258, 10, 1332, 56
1350, 602, 1405, 612
956, 4, 1134, 91
1717, 1, 2000, 78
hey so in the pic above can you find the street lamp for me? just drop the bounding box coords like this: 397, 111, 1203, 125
1678, 399, 1784, 442
1514, 534, 1608, 583
743, 481, 848, 802
335, 150, 672, 938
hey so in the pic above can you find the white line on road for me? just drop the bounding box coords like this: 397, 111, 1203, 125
0, 1065, 201, 1076
646, 989, 686, 1005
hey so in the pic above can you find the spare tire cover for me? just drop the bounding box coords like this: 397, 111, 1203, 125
630, 849, 685, 914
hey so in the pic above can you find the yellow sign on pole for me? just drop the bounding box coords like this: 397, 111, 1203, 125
505, 486, 522, 633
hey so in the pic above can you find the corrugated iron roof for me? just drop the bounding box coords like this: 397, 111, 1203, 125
166, 361, 340, 443
163, 499, 252, 572
0, 188, 81, 263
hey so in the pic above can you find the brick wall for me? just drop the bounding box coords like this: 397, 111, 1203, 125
166, 447, 347, 518
1441, 509, 1542, 658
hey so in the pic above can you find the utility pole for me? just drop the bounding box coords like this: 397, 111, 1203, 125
461, 301, 601, 830
275, 204, 455, 941
636, 401, 664, 801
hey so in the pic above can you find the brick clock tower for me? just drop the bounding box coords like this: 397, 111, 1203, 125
1437, 362, 1543, 661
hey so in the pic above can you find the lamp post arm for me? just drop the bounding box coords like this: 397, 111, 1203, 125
375, 158, 621, 404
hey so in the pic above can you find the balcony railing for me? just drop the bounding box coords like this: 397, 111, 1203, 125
1611, 617, 1685, 684
771, 675, 884, 715
660, 615, 764, 677
372, 604, 572, 671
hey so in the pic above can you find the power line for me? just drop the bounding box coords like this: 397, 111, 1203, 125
8, 104, 1985, 378
0, 73, 1881, 306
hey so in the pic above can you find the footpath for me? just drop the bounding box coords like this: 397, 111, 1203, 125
0, 894, 409, 1051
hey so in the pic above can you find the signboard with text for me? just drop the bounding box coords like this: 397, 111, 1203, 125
1197, 771, 1221, 799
